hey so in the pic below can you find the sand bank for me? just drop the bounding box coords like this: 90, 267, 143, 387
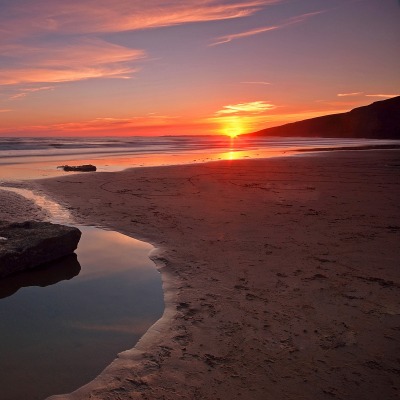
2, 151, 400, 400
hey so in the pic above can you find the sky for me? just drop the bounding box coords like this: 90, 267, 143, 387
0, 0, 399, 136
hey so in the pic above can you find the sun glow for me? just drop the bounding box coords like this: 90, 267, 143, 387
221, 116, 245, 138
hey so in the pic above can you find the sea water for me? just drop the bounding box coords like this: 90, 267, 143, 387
1, 135, 398, 180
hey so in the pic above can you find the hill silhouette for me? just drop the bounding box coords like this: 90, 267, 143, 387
251, 96, 400, 139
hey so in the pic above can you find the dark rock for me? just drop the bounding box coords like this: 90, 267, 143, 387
0, 221, 81, 278
58, 164, 97, 172
250, 96, 400, 139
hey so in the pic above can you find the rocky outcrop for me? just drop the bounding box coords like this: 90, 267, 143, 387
58, 165, 97, 172
0, 221, 81, 278
251, 96, 400, 139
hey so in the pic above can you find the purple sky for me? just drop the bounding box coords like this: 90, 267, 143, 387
0, 0, 399, 136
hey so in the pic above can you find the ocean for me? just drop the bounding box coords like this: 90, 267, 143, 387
1, 135, 398, 181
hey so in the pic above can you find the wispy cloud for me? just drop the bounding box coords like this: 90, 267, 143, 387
0, 1, 278, 88
336, 92, 398, 99
10, 86, 55, 100
0, 39, 145, 85
337, 92, 363, 97
216, 101, 276, 115
1, 1, 279, 38
0, 109, 12, 113
210, 10, 323, 46
211, 25, 279, 46
365, 94, 399, 98
241, 81, 271, 85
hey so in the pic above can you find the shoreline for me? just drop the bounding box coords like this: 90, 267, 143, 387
1, 138, 399, 182
1, 150, 400, 399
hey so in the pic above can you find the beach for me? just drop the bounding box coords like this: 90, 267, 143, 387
1, 150, 399, 399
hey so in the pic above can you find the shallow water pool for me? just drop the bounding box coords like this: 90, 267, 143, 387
0, 225, 164, 400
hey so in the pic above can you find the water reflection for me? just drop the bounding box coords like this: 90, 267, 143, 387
1, 136, 399, 181
0, 226, 164, 400
0, 254, 81, 299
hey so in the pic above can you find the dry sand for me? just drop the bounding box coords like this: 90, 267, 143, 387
1, 151, 400, 400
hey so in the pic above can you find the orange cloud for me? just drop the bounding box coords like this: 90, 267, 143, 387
336, 93, 398, 99
0, 114, 189, 135
1, 1, 278, 38
0, 115, 218, 136
337, 92, 364, 97
241, 81, 271, 85
0, 67, 136, 86
211, 100, 276, 135
365, 94, 399, 98
0, 39, 144, 85
1, 2, 276, 87
40, 115, 181, 132
210, 10, 324, 46
216, 101, 276, 115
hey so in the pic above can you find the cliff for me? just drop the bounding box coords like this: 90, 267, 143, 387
251, 96, 400, 139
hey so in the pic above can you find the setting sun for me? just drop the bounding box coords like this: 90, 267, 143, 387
221, 116, 245, 138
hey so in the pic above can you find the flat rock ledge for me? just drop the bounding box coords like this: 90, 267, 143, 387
0, 221, 81, 279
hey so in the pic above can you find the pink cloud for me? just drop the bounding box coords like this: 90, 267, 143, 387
0, 39, 145, 85
210, 10, 324, 46
0, 1, 278, 87
1, 1, 279, 38
10, 86, 55, 100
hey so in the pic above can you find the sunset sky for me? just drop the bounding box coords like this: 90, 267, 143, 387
0, 0, 399, 136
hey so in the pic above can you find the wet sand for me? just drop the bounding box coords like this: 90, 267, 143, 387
1, 151, 400, 400
0, 188, 49, 222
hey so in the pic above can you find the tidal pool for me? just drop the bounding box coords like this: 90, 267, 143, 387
0, 226, 164, 400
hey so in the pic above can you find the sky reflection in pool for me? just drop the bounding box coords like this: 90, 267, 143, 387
0, 226, 164, 400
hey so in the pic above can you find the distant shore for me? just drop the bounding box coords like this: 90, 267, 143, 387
1, 150, 400, 400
